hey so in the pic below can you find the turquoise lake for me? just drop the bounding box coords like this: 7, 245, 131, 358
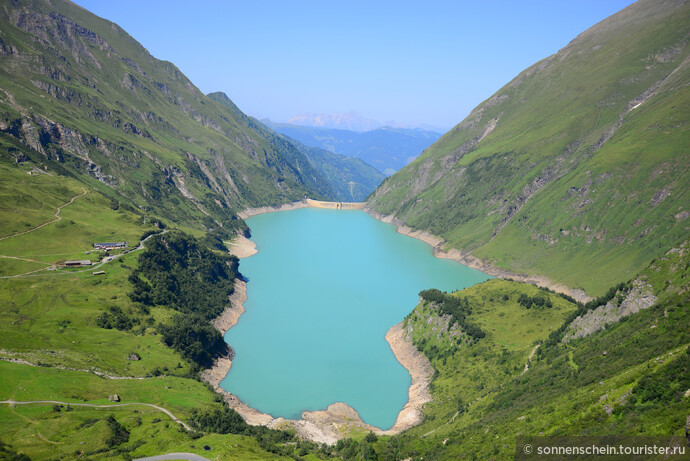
221, 208, 490, 429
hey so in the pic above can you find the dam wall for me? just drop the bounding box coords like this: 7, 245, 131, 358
239, 199, 366, 219
306, 199, 366, 210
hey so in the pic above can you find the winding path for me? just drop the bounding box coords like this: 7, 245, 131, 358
522, 344, 540, 374
0, 188, 88, 242
0, 228, 165, 279
0, 188, 89, 278
0, 399, 194, 432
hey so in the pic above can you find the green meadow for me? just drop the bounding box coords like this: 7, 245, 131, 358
0, 362, 293, 460
347, 243, 690, 460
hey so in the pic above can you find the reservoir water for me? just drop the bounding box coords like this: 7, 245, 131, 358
221, 207, 490, 429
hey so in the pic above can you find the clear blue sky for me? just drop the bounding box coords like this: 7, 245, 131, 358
74, 0, 637, 131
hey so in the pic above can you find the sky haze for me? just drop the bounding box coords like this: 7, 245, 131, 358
74, 0, 638, 131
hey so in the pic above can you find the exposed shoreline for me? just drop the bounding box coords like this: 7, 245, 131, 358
202, 201, 435, 443
237, 200, 311, 219
226, 234, 257, 259
205, 200, 589, 443
363, 206, 591, 303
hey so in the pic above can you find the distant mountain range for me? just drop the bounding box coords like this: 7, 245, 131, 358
288, 111, 381, 132
367, 0, 690, 296
265, 121, 443, 175
278, 135, 386, 202
207, 94, 385, 202
285, 111, 447, 133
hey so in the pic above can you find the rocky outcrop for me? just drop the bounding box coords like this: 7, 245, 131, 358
563, 279, 657, 342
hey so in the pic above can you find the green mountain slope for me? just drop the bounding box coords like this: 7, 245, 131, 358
0, 1, 335, 458
293, 141, 386, 202
209, 92, 386, 202
0, 0, 333, 235
367, 0, 690, 295
329, 241, 689, 460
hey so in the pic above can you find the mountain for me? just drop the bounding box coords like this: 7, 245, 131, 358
0, 1, 340, 458
265, 121, 443, 175
0, 0, 334, 236
288, 111, 381, 132
367, 0, 690, 295
286, 138, 386, 202
209, 94, 386, 202
383, 239, 689, 460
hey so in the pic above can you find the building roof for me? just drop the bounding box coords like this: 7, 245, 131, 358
64, 260, 92, 265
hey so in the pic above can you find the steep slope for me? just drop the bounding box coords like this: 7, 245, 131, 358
209, 92, 385, 201
265, 121, 442, 175
0, 0, 333, 234
367, 0, 690, 295
375, 242, 689, 460
291, 141, 386, 202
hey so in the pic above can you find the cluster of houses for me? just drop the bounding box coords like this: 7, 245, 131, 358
62, 242, 128, 267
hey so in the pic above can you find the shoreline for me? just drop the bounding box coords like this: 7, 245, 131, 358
237, 200, 311, 219
203, 202, 434, 443
363, 206, 591, 303
202, 308, 432, 443
205, 200, 590, 442
226, 234, 257, 259
382, 321, 434, 433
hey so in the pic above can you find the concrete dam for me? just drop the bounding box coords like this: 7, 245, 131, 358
305, 199, 366, 210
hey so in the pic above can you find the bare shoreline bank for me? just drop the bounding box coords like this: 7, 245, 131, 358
204, 200, 589, 442
237, 200, 311, 219
201, 316, 433, 443
363, 207, 591, 303
204, 204, 434, 443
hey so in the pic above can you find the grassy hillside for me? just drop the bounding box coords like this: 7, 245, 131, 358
291, 141, 386, 202
0, 147, 330, 458
0, 201, 322, 459
0, 0, 334, 235
329, 241, 689, 460
0, 1, 337, 458
367, 0, 690, 295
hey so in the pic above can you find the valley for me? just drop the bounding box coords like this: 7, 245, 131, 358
0, 0, 688, 460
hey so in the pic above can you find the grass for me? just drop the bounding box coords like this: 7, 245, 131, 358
402, 279, 579, 433
358, 240, 690, 460
0, 182, 307, 459
0, 162, 83, 239
0, 160, 159, 277
0, 153, 318, 458
0, 368, 288, 460
0, 251, 190, 376
367, 0, 690, 296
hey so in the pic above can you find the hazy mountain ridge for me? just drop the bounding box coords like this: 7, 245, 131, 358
287, 111, 382, 132
367, 0, 690, 295
0, 0, 333, 233
209, 93, 385, 201
266, 120, 442, 175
